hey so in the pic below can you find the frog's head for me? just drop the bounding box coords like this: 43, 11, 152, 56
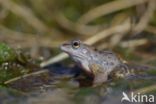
60, 40, 92, 64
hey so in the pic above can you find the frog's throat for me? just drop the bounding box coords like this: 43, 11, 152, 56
71, 55, 91, 71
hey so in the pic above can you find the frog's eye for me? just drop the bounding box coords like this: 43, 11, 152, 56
72, 40, 80, 49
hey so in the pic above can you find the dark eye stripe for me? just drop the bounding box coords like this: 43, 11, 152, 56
62, 43, 70, 46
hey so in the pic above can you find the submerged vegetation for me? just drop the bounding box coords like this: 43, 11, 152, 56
0, 0, 156, 104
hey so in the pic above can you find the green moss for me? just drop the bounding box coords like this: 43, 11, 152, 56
0, 43, 17, 63
73, 87, 101, 104
146, 69, 156, 76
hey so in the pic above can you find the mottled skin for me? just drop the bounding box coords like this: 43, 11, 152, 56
60, 40, 151, 85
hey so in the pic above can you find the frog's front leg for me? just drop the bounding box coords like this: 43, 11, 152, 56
89, 63, 103, 75
89, 63, 108, 85
93, 72, 108, 85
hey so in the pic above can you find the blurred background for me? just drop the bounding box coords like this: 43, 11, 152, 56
0, 0, 156, 60
0, 0, 156, 104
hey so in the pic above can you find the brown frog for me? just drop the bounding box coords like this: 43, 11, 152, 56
60, 40, 152, 85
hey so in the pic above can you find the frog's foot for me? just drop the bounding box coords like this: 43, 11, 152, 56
110, 64, 133, 79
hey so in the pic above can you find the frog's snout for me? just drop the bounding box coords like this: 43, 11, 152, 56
60, 44, 65, 51
60, 43, 69, 53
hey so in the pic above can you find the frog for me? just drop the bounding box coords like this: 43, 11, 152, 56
60, 39, 153, 85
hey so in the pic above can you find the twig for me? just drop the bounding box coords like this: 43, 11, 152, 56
133, 84, 156, 95
133, 0, 156, 34
0, 0, 49, 32
4, 70, 49, 84
77, 0, 149, 24
0, 25, 61, 48
55, 13, 106, 35
40, 53, 68, 67
119, 39, 148, 48
85, 20, 130, 45
145, 25, 156, 35
40, 20, 131, 67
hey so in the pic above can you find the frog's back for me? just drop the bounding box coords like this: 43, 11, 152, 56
93, 50, 122, 73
